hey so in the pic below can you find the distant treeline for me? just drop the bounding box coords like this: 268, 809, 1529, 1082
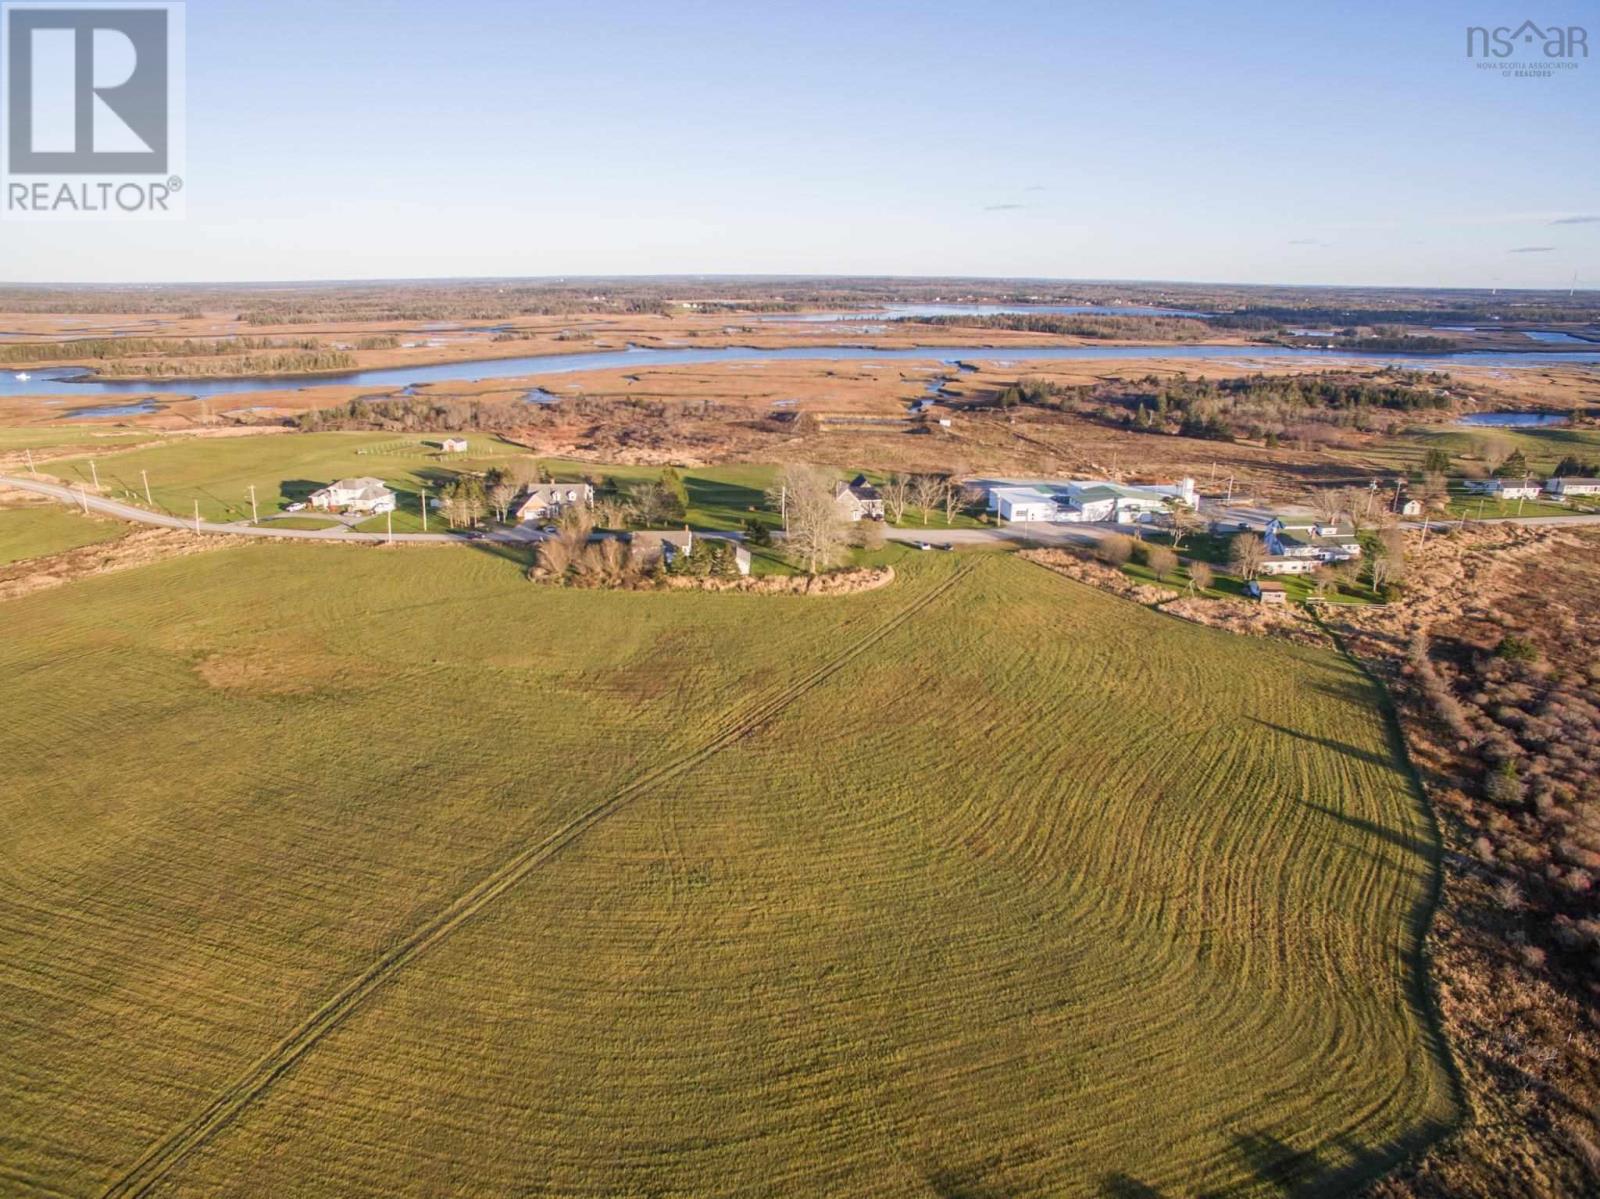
1219, 304, 1600, 327
114, 350, 358, 378
1331, 332, 1457, 352
0, 335, 345, 364
903, 313, 1217, 341
995, 368, 1459, 444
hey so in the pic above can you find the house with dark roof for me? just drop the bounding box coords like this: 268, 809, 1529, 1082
834, 475, 885, 521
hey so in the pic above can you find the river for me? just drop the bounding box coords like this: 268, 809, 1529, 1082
5, 341, 1600, 408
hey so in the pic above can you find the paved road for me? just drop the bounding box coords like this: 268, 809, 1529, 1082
9, 473, 1598, 553
0, 473, 526, 544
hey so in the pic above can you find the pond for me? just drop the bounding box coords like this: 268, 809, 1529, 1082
1454, 411, 1571, 428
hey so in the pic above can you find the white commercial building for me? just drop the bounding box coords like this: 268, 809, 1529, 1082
1546, 477, 1600, 498
985, 477, 1198, 525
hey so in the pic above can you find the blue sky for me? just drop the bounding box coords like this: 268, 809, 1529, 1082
3, 0, 1597, 287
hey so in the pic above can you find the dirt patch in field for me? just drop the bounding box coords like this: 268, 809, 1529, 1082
194, 642, 375, 697
0, 526, 225, 602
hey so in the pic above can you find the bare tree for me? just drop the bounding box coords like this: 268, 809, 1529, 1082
911, 474, 944, 526
488, 479, 517, 524
780, 464, 849, 575
1309, 489, 1344, 525
1420, 471, 1450, 513
853, 519, 886, 552
1099, 533, 1135, 567
1188, 561, 1215, 594
941, 476, 964, 523
1229, 532, 1267, 580
1165, 499, 1204, 550
537, 537, 573, 580
1477, 434, 1514, 474
1146, 545, 1179, 583
592, 498, 629, 530
1367, 525, 1408, 592
880, 474, 912, 525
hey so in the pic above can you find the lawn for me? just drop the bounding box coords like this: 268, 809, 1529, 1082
0, 549, 1456, 1197
1350, 423, 1600, 481
0, 501, 125, 565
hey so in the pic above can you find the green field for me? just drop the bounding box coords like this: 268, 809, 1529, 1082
0, 547, 1457, 1197
43, 435, 795, 532
0, 502, 126, 565
1349, 423, 1600, 480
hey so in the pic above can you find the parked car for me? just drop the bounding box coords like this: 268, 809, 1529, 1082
915, 541, 933, 551
541, 525, 559, 534
937, 542, 954, 551
285, 502, 306, 513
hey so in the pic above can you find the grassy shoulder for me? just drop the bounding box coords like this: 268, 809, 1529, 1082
0, 503, 125, 565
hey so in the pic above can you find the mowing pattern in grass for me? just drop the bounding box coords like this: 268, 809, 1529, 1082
0, 550, 1456, 1197
0, 503, 125, 565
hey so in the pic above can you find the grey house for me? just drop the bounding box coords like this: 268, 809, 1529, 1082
834, 475, 885, 521
514, 482, 595, 522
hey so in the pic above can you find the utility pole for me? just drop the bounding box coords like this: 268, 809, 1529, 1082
780, 485, 789, 535
25, 448, 36, 476
1392, 478, 1403, 512
193, 500, 201, 533
89, 460, 99, 490
141, 469, 152, 506
1419, 514, 1430, 545
1518, 493, 1527, 517
386, 508, 393, 545
76, 483, 89, 514
420, 486, 428, 532
1225, 476, 1235, 504
249, 484, 258, 524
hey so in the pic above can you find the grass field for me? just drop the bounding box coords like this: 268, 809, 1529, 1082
0, 547, 1457, 1197
43, 435, 796, 533
0, 502, 126, 565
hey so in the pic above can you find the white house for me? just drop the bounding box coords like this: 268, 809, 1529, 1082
1546, 477, 1600, 498
1397, 497, 1424, 517
441, 438, 468, 453
1259, 555, 1320, 577
1465, 478, 1541, 501
515, 482, 594, 522
308, 477, 396, 515
1265, 517, 1362, 563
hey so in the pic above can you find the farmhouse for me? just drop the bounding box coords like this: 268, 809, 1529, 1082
308, 477, 397, 515
515, 482, 594, 522
441, 438, 468, 453
834, 475, 885, 521
1546, 477, 1600, 498
1465, 478, 1541, 501
1265, 517, 1361, 563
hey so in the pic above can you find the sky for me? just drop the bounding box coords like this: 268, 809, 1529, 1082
1, 0, 1597, 288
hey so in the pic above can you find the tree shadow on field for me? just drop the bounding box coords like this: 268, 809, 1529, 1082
1098, 1175, 1171, 1198
1299, 800, 1436, 860
1248, 718, 1398, 774
1225, 1126, 1456, 1198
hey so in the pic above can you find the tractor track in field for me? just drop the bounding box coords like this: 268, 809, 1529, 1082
99, 561, 974, 1199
